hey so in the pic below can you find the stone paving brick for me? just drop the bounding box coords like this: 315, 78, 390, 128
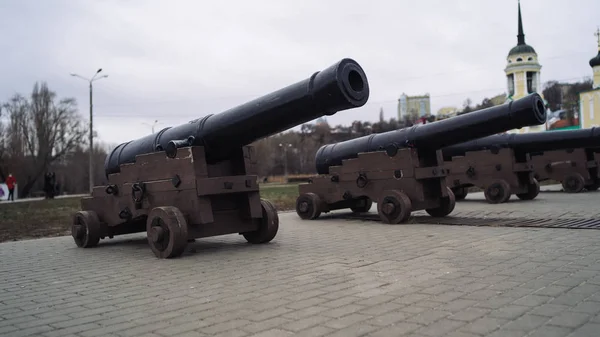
570, 301, 600, 315
323, 313, 371, 329
242, 317, 293, 334
1, 190, 600, 337
487, 305, 531, 320
0, 325, 19, 335
449, 307, 492, 322
459, 317, 511, 335
153, 320, 212, 336
42, 323, 103, 337
288, 325, 333, 337
526, 325, 573, 337
367, 322, 424, 336
280, 314, 330, 332
443, 332, 481, 337
209, 330, 249, 337
246, 329, 292, 337
546, 311, 591, 328
499, 314, 549, 331
415, 318, 466, 336
569, 323, 600, 337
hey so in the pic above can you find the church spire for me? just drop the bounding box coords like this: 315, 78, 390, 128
517, 0, 526, 45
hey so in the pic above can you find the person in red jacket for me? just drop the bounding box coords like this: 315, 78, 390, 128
5, 173, 16, 201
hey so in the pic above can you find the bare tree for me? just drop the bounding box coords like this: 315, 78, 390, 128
1, 82, 87, 197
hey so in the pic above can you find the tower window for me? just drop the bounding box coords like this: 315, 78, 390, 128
507, 74, 515, 96
526, 72, 536, 93
517, 57, 523, 62
528, 57, 533, 61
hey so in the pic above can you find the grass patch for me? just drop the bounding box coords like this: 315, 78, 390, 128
0, 197, 80, 243
0, 183, 301, 243
259, 183, 300, 210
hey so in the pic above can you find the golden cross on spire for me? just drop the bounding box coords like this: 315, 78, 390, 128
595, 27, 600, 50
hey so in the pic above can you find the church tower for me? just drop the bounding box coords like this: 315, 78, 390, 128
578, 28, 600, 129
590, 28, 600, 89
504, 1, 542, 101
505, 1, 545, 134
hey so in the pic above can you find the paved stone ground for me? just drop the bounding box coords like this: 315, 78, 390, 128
1, 187, 600, 337
418, 184, 600, 220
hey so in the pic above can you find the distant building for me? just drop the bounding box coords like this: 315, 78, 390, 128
436, 107, 459, 119
398, 93, 431, 120
579, 28, 600, 129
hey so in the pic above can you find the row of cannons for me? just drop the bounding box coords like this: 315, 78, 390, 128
70, 58, 599, 258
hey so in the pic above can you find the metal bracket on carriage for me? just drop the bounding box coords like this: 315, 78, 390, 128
414, 166, 449, 180
105, 184, 119, 195
465, 166, 476, 178
118, 206, 133, 221
356, 172, 368, 188
513, 163, 534, 172
131, 182, 146, 209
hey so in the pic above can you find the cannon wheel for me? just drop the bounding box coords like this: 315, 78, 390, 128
146, 206, 189, 259
562, 173, 585, 193
585, 181, 600, 191
516, 178, 540, 200
484, 180, 511, 204
296, 193, 322, 220
377, 190, 412, 224
243, 199, 279, 244
350, 197, 373, 213
426, 187, 456, 217
452, 187, 468, 201
72, 211, 102, 248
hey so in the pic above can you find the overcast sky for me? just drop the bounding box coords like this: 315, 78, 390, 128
1, 0, 599, 148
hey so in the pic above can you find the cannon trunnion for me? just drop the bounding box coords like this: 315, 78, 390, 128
295, 93, 547, 224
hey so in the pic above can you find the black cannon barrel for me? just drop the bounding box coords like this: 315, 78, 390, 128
104, 58, 370, 177
441, 126, 600, 158
315, 93, 546, 174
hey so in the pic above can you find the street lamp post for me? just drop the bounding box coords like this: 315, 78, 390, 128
142, 120, 160, 133
70, 69, 109, 194
279, 143, 293, 183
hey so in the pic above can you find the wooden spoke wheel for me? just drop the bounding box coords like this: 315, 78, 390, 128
377, 190, 412, 224
562, 173, 585, 193
243, 199, 279, 244
72, 211, 102, 248
350, 197, 373, 213
484, 180, 511, 204
426, 187, 456, 217
585, 181, 600, 191
516, 178, 540, 200
296, 193, 322, 220
146, 206, 189, 259
452, 187, 468, 201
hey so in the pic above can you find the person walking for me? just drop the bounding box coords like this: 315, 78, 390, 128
5, 173, 16, 201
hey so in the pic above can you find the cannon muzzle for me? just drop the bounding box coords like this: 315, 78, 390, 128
104, 58, 370, 177
441, 126, 600, 158
315, 93, 546, 174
